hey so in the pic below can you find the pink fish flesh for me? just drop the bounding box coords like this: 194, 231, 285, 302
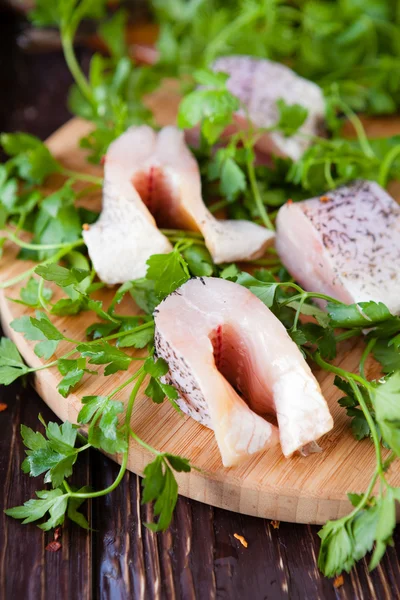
154, 277, 333, 467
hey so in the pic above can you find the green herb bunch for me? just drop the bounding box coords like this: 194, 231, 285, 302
0, 0, 399, 580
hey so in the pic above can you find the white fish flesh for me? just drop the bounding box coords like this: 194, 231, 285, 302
84, 126, 274, 283
154, 277, 333, 467
275, 180, 400, 314
212, 55, 326, 161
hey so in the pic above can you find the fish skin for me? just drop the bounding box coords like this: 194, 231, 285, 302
154, 277, 333, 467
84, 125, 274, 283
212, 55, 326, 161
275, 180, 400, 314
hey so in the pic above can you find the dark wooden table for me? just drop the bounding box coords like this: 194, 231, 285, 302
1, 12, 400, 600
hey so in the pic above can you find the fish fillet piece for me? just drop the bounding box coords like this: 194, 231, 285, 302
154, 277, 333, 467
84, 125, 274, 280
212, 55, 325, 161
275, 180, 400, 314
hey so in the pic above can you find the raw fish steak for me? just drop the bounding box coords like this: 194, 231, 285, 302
213, 55, 325, 161
275, 180, 400, 314
84, 126, 274, 283
154, 277, 333, 467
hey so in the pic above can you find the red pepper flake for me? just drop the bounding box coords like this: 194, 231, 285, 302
287, 199, 293, 205
45, 541, 62, 553
333, 575, 344, 588
233, 533, 248, 548
319, 195, 330, 203
54, 527, 61, 542
271, 520, 280, 529
100, 155, 106, 166
0, 403, 7, 412
82, 223, 90, 231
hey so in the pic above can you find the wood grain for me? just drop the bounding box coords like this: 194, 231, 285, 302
2, 108, 400, 525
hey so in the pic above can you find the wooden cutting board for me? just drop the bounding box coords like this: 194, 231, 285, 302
1, 93, 400, 525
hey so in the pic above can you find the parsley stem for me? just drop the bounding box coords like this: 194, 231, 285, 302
109, 371, 143, 399
69, 453, 128, 499
68, 370, 146, 500
61, 35, 95, 108
383, 452, 397, 472
311, 351, 372, 390
0, 239, 85, 289
169, 237, 206, 246
37, 277, 49, 312
346, 471, 379, 519
292, 294, 307, 331
130, 429, 161, 456
209, 199, 234, 214
86, 321, 154, 346
4, 231, 84, 252
205, 6, 262, 63
348, 378, 383, 474
337, 98, 375, 159
359, 338, 377, 379
378, 145, 400, 187
246, 151, 274, 230
334, 330, 362, 342
27, 349, 77, 373
61, 168, 103, 186
160, 229, 203, 240
279, 290, 341, 307
76, 443, 91, 453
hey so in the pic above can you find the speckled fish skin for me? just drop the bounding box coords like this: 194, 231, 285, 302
275, 180, 400, 314
154, 277, 333, 467
84, 125, 274, 283
212, 55, 325, 161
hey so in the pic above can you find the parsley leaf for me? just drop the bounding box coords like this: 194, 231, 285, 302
208, 147, 247, 201
328, 301, 393, 328
78, 395, 127, 454
77, 341, 132, 376
67, 488, 91, 529
0, 133, 60, 184
0, 337, 29, 384
30, 313, 65, 341
235, 271, 279, 308
371, 372, 400, 455
12, 277, 53, 308
11, 313, 64, 359
117, 324, 155, 349
57, 358, 93, 398
142, 453, 191, 532
335, 376, 375, 441
35, 263, 89, 288
373, 339, 400, 373
21, 418, 79, 488
274, 99, 308, 137
146, 249, 190, 299
181, 245, 215, 277
144, 357, 178, 405
5, 488, 68, 531
178, 72, 240, 145
318, 520, 354, 577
